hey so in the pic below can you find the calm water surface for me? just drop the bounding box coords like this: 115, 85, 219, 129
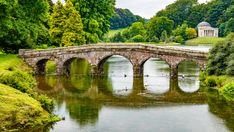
36, 46, 233, 132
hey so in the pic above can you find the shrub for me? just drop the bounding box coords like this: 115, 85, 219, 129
175, 36, 184, 43
37, 95, 54, 113
131, 35, 145, 42
204, 76, 225, 88
0, 70, 36, 93
221, 82, 234, 101
148, 36, 159, 43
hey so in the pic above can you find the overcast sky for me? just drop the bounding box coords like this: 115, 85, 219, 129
52, 0, 210, 19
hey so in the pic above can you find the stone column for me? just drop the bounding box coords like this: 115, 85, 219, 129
170, 65, 178, 79
91, 65, 103, 77
56, 64, 64, 76
133, 65, 143, 78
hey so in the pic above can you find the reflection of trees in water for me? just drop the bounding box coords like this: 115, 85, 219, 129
207, 89, 234, 132
65, 99, 101, 126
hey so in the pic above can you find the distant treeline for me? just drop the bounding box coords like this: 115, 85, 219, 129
107, 0, 234, 43
110, 8, 146, 30
156, 0, 234, 37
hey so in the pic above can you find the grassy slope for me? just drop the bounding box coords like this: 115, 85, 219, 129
0, 84, 50, 130
104, 28, 126, 38
0, 54, 58, 130
185, 37, 225, 46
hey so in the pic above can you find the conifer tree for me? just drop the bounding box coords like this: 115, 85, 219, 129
49, 0, 85, 47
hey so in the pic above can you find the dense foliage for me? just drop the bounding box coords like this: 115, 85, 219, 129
207, 33, 234, 76
157, 0, 197, 28
0, 0, 50, 53
156, 0, 234, 37
146, 16, 174, 42
71, 0, 115, 43
110, 8, 144, 30
49, 0, 85, 47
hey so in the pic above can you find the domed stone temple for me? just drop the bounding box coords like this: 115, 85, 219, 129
197, 22, 219, 37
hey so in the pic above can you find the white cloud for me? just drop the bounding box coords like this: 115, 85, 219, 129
52, 0, 210, 19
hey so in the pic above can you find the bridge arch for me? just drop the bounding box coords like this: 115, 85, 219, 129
177, 59, 206, 71
140, 55, 171, 69
97, 54, 133, 76
177, 59, 201, 93
35, 58, 58, 75
62, 57, 91, 76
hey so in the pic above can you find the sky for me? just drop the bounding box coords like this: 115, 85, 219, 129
52, 0, 210, 19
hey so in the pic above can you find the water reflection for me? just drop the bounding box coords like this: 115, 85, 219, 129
178, 61, 200, 93
35, 56, 233, 132
144, 58, 170, 94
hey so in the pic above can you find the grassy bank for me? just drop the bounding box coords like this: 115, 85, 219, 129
185, 37, 225, 46
0, 84, 57, 130
0, 54, 60, 130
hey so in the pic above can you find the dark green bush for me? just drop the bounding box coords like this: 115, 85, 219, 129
204, 76, 225, 88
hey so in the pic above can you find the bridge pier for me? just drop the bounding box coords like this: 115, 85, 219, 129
170, 65, 178, 79
91, 65, 103, 77
133, 65, 143, 78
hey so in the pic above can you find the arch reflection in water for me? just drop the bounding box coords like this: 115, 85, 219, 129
178, 60, 200, 93
102, 55, 133, 96
143, 58, 170, 94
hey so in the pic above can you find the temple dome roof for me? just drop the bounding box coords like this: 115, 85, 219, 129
197, 22, 211, 27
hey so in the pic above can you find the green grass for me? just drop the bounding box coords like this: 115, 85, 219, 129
185, 37, 225, 46
0, 54, 60, 130
0, 84, 59, 130
104, 28, 126, 38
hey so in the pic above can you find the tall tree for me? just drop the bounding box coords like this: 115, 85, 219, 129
146, 16, 174, 40
49, 0, 85, 47
71, 0, 115, 43
187, 4, 210, 28
0, 0, 50, 53
206, 0, 233, 26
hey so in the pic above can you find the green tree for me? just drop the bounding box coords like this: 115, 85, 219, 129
156, 0, 197, 27
49, 0, 85, 47
207, 0, 233, 26
224, 18, 234, 35
172, 23, 189, 40
0, 0, 50, 53
71, 0, 115, 43
146, 16, 174, 40
187, 4, 209, 28
110, 8, 144, 30
131, 35, 145, 42
186, 28, 197, 39
128, 22, 146, 38
160, 30, 168, 43
206, 33, 234, 75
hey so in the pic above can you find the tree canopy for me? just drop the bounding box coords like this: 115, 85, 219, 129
0, 0, 50, 53
71, 0, 115, 43
49, 0, 85, 47
110, 8, 144, 30
207, 33, 234, 76
146, 16, 174, 40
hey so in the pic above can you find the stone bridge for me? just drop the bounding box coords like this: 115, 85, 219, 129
19, 44, 208, 78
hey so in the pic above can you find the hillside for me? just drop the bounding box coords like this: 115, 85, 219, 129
110, 8, 145, 30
